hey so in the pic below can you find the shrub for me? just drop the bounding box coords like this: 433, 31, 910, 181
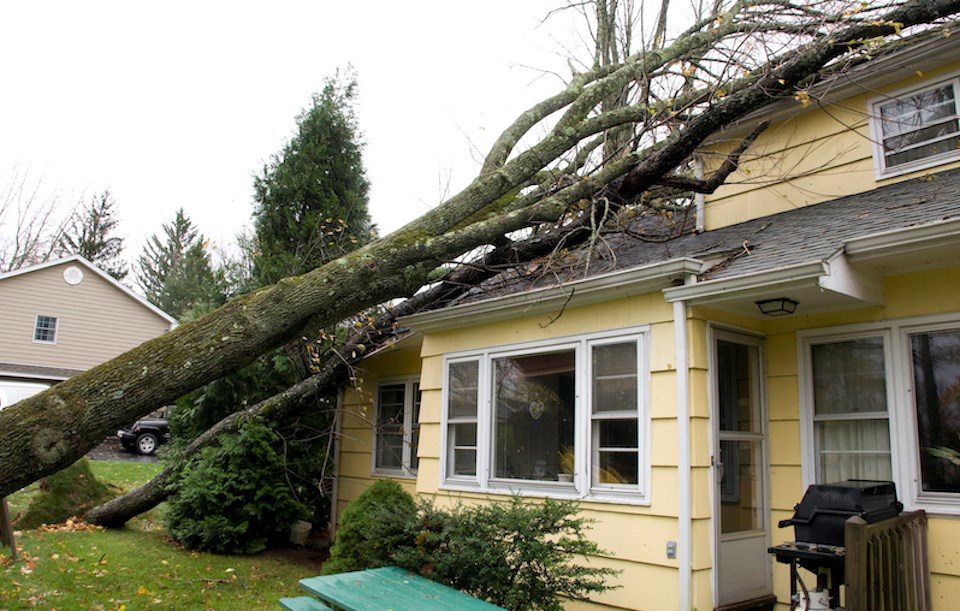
400, 497, 619, 610
321, 479, 418, 575
165, 421, 308, 554
324, 487, 618, 610
17, 458, 114, 529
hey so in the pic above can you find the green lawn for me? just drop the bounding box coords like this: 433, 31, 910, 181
1, 460, 322, 610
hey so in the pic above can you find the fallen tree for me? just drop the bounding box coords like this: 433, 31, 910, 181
3, 0, 960, 499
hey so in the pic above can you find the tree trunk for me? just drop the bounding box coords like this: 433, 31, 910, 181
2, 0, 957, 498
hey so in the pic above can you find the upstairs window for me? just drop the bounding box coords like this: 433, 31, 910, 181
33, 315, 58, 343
871, 79, 960, 176
373, 379, 420, 476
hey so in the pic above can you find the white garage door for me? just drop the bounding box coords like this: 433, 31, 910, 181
0, 381, 49, 410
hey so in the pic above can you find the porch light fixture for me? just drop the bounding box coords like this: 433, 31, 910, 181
756, 297, 798, 316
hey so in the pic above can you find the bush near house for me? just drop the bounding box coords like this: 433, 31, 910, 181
165, 420, 309, 554
324, 480, 619, 610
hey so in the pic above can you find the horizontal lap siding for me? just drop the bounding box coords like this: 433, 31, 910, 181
703, 61, 960, 231
0, 263, 171, 372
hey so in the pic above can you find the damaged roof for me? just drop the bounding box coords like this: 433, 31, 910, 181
438, 167, 960, 317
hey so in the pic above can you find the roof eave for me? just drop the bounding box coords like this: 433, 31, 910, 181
401, 258, 705, 333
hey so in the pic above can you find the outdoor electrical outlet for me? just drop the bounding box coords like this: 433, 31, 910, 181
666, 541, 677, 559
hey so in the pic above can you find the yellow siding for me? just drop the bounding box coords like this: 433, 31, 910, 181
702, 61, 960, 230
758, 264, 960, 604
334, 257, 960, 609
336, 344, 423, 511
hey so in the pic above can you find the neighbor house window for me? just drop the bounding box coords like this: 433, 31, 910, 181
443, 329, 649, 501
373, 378, 420, 476
33, 315, 58, 343
871, 79, 960, 176
802, 318, 960, 514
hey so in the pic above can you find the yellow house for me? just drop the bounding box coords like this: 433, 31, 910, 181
334, 34, 960, 611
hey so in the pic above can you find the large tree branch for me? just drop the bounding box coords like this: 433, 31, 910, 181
2, 0, 958, 498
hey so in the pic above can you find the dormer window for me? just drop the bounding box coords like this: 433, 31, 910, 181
871, 78, 960, 177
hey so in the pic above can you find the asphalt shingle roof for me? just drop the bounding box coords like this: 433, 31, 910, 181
459, 168, 960, 303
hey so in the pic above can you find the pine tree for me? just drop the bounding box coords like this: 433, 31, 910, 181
58, 190, 127, 280
135, 208, 222, 318
252, 69, 373, 286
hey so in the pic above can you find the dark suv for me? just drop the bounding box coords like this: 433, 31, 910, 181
117, 407, 172, 455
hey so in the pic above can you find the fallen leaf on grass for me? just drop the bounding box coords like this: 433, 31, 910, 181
35, 517, 102, 533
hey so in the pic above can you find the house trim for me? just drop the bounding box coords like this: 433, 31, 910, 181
844, 216, 960, 266
663, 260, 830, 304
401, 258, 704, 333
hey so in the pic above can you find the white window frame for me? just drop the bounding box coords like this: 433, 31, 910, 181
869, 75, 960, 179
799, 314, 960, 515
33, 314, 58, 344
371, 376, 420, 478
439, 327, 651, 505
799, 329, 896, 486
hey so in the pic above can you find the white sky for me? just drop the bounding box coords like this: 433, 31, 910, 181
0, 1, 590, 259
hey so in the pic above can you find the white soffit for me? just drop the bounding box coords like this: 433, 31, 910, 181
844, 217, 960, 273
400, 258, 705, 333
663, 254, 885, 316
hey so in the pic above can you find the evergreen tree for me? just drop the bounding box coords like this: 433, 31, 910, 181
135, 208, 222, 318
58, 190, 127, 280
252, 69, 373, 285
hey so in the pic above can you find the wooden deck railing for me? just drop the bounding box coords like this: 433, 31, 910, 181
844, 510, 931, 611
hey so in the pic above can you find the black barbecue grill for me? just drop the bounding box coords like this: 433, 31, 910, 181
769, 480, 903, 609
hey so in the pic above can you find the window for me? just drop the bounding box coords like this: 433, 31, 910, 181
908, 327, 960, 497
33, 315, 58, 343
443, 329, 649, 501
871, 79, 960, 176
809, 336, 892, 483
801, 317, 960, 514
373, 379, 420, 476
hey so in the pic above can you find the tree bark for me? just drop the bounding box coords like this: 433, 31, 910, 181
2, 0, 958, 498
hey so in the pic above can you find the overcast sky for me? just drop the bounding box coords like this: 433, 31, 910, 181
0, 1, 590, 260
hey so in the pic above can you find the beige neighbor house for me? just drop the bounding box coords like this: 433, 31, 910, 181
0, 255, 176, 409
333, 34, 960, 610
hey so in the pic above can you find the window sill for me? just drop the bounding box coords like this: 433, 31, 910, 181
439, 481, 650, 506
372, 470, 417, 480
875, 149, 960, 181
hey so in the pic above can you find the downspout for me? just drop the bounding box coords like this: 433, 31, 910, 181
328, 391, 344, 540
694, 156, 705, 233
674, 299, 692, 610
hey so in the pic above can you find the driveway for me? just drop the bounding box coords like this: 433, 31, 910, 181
86, 436, 158, 463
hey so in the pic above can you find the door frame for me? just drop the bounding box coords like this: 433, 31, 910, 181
708, 326, 773, 607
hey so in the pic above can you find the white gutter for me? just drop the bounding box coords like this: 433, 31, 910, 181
663, 260, 828, 304
402, 258, 705, 333
674, 299, 692, 610
844, 216, 960, 261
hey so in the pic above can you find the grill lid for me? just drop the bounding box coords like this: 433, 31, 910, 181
778, 479, 902, 546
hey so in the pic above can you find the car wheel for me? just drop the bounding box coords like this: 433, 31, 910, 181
136, 432, 159, 455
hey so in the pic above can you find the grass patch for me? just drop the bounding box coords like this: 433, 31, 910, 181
2, 460, 322, 609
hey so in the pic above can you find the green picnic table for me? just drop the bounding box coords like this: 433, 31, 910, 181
281, 566, 505, 611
